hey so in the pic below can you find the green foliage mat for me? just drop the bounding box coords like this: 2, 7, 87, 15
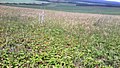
0, 15, 120, 68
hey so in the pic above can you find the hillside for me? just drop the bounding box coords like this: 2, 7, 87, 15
48, 0, 120, 7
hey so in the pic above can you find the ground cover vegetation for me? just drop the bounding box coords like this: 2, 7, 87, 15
0, 5, 120, 68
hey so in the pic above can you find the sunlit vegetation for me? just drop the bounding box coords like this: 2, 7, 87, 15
0, 5, 120, 68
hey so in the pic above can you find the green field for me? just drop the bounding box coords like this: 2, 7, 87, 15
0, 6, 120, 68
4, 3, 120, 15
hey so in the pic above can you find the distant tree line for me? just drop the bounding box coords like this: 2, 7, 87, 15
0, 3, 50, 6
76, 3, 120, 7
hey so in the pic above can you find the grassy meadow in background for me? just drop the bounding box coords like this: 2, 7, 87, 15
0, 5, 120, 68
4, 3, 120, 15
